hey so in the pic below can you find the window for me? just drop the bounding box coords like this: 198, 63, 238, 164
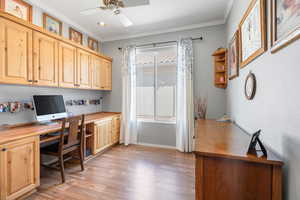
136, 44, 177, 122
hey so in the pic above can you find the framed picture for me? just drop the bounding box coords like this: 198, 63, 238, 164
0, 0, 32, 22
43, 13, 62, 36
239, 0, 267, 68
228, 31, 239, 80
271, 0, 300, 53
88, 37, 99, 51
69, 28, 83, 45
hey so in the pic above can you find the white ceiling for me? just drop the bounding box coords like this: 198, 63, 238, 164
29, 0, 233, 42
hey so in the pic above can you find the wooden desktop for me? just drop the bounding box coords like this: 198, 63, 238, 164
194, 120, 283, 200
0, 112, 121, 200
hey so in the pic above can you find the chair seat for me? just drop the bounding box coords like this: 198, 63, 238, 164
41, 141, 81, 155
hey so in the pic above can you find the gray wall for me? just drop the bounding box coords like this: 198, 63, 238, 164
137, 122, 176, 147
102, 25, 227, 146
0, 85, 103, 125
226, 1, 300, 200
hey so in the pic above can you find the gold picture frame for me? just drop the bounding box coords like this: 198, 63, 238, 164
239, 0, 267, 68
228, 30, 239, 80
69, 28, 83, 45
0, 0, 32, 22
43, 13, 62, 36
271, 0, 300, 53
88, 37, 99, 52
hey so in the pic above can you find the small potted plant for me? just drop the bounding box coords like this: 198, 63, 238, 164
195, 97, 207, 120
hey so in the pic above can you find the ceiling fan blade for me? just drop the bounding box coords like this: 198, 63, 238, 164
117, 13, 133, 27
80, 7, 102, 15
122, 0, 149, 7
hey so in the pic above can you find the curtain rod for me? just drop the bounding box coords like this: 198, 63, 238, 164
118, 37, 203, 51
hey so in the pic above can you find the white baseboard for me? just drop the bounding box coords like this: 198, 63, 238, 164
137, 142, 176, 149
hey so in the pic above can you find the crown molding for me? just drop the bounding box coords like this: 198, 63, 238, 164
224, 0, 234, 22
26, 0, 103, 41
102, 19, 225, 42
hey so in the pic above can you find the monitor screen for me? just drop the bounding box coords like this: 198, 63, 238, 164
33, 95, 66, 118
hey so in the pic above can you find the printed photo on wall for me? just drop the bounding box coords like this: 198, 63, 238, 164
239, 0, 267, 68
228, 31, 239, 80
0, 103, 9, 113
69, 28, 83, 45
43, 13, 62, 36
88, 37, 99, 52
9, 102, 21, 113
271, 0, 300, 53
0, 0, 32, 22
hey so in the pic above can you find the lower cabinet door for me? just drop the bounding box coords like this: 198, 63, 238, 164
93, 118, 114, 154
0, 137, 40, 200
93, 120, 107, 154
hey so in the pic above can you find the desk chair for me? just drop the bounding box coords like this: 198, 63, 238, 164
40, 115, 85, 183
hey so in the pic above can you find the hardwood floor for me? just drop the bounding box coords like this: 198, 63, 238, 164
27, 145, 195, 200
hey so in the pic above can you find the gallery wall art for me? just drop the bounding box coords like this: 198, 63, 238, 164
239, 0, 267, 68
43, 13, 62, 36
88, 37, 99, 52
228, 31, 239, 80
69, 27, 83, 45
0, 0, 32, 22
271, 0, 300, 53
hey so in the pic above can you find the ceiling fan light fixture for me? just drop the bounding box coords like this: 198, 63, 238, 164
98, 22, 106, 27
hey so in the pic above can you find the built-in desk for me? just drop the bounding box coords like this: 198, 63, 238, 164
194, 120, 283, 200
0, 112, 121, 200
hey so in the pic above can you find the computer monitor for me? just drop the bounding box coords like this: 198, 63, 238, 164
33, 95, 68, 122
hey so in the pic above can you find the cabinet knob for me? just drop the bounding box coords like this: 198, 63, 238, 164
2, 148, 7, 152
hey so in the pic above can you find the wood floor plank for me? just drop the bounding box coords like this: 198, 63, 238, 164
27, 145, 195, 200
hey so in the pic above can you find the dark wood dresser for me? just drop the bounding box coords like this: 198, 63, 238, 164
194, 120, 283, 200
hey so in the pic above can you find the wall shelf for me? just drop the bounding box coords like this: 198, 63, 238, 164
212, 48, 227, 89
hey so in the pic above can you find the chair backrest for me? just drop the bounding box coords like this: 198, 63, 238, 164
59, 115, 85, 151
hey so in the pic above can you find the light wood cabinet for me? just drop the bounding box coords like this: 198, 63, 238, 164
0, 137, 40, 200
0, 18, 33, 85
100, 59, 112, 90
33, 31, 59, 87
59, 42, 77, 88
112, 116, 121, 143
77, 49, 92, 89
92, 116, 120, 155
0, 15, 112, 91
93, 120, 109, 154
92, 56, 102, 90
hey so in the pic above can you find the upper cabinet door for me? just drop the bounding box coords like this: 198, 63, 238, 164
0, 18, 33, 85
101, 59, 112, 90
58, 42, 77, 88
92, 56, 101, 90
77, 49, 92, 89
33, 32, 59, 87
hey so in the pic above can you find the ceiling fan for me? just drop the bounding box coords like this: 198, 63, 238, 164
80, 0, 149, 27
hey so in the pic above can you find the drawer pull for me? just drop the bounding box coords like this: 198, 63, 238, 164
2, 148, 7, 152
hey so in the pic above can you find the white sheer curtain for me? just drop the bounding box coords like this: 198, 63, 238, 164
176, 38, 195, 152
120, 46, 138, 146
